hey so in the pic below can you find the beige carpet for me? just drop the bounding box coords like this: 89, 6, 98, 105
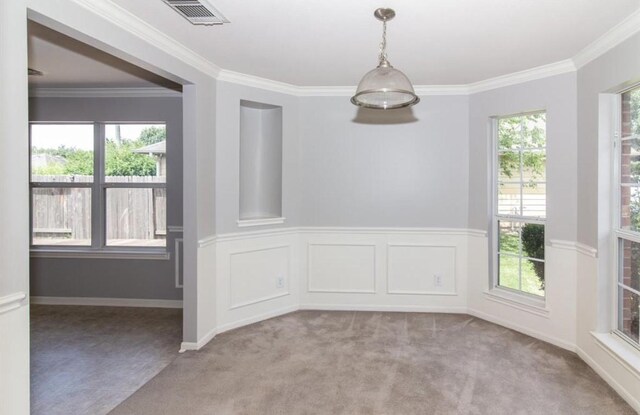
110, 311, 634, 415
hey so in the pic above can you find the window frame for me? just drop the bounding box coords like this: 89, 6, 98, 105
613, 86, 640, 349
490, 110, 547, 300
29, 121, 168, 257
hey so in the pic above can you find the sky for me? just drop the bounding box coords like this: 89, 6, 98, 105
31, 123, 164, 151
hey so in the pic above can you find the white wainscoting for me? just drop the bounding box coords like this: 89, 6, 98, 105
230, 245, 290, 309
299, 228, 471, 312
215, 230, 299, 333
213, 227, 476, 331
466, 236, 578, 351
574, 249, 640, 412
387, 244, 456, 295
308, 243, 377, 294
0, 296, 29, 415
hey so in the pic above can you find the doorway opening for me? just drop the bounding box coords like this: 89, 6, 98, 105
27, 20, 186, 414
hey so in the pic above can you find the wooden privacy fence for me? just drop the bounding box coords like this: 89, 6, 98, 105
32, 175, 166, 242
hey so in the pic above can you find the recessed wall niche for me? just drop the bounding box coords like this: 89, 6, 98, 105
238, 100, 283, 224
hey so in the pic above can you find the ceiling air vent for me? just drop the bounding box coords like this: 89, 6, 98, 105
162, 0, 229, 25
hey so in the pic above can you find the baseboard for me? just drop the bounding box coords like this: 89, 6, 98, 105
299, 303, 468, 314
576, 346, 640, 413
30, 296, 183, 309
180, 327, 217, 353
216, 304, 300, 335
467, 307, 576, 352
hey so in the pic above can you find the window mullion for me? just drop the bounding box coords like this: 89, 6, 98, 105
493, 117, 500, 289
618, 282, 640, 297
518, 117, 524, 291
519, 117, 524, 217
28, 124, 34, 246
91, 123, 105, 249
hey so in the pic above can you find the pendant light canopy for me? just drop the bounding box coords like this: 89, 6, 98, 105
351, 8, 419, 110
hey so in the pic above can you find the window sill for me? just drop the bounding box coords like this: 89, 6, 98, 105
30, 249, 170, 260
591, 332, 640, 379
483, 288, 549, 318
237, 217, 286, 228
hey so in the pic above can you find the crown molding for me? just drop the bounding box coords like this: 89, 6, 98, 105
216, 69, 300, 95
70, 0, 221, 78
296, 86, 355, 97
276, 85, 472, 97
29, 87, 181, 98
573, 8, 640, 69
415, 85, 471, 96
467, 59, 576, 94
64, 0, 640, 98
218, 60, 576, 96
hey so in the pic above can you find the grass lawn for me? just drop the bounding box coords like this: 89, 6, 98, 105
499, 231, 544, 297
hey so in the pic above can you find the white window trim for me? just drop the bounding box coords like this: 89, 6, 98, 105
591, 332, 640, 378
489, 112, 547, 303
29, 122, 168, 256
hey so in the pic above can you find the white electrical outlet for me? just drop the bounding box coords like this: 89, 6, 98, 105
434, 274, 443, 287
276, 276, 285, 289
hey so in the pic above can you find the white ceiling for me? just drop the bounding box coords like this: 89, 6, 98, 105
106, 0, 640, 86
28, 21, 179, 89
27, 1, 640, 88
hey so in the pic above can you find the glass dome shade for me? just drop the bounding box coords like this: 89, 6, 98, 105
351, 61, 420, 110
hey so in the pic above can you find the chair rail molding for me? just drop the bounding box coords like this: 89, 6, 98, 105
549, 239, 598, 258
0, 292, 27, 315
198, 235, 217, 248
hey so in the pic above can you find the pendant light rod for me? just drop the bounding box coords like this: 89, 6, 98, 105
375, 8, 394, 64
379, 19, 388, 64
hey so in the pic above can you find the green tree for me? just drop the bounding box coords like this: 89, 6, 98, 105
32, 146, 93, 176
498, 114, 546, 182
105, 140, 156, 176
63, 150, 93, 175
138, 126, 166, 146
521, 223, 545, 289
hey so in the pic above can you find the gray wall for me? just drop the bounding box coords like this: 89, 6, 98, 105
577, 32, 640, 247
29, 96, 183, 300
215, 81, 300, 234
299, 95, 470, 228
468, 72, 578, 241
32, 43, 640, 299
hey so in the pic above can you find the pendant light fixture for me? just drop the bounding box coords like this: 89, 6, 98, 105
351, 8, 419, 110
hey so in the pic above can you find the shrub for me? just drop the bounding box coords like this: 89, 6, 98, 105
522, 223, 545, 289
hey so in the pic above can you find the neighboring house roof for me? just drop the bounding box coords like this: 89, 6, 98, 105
133, 141, 166, 155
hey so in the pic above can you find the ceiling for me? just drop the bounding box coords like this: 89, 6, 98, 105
27, 1, 640, 88
105, 0, 640, 86
28, 21, 180, 89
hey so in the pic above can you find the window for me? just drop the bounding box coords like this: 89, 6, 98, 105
615, 87, 640, 346
493, 112, 546, 297
30, 123, 167, 250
